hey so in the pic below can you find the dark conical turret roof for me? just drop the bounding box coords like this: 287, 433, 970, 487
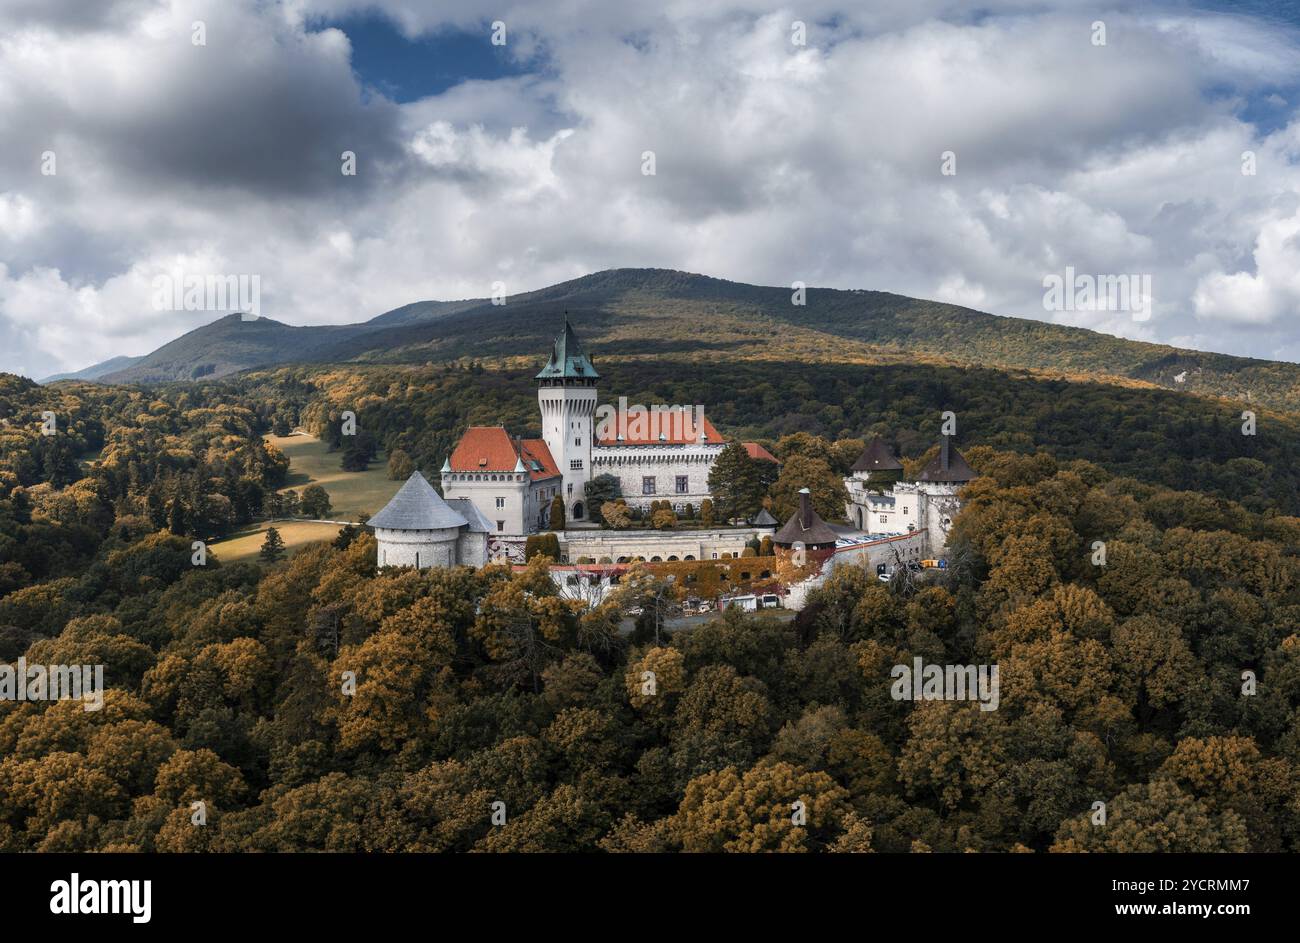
918, 435, 976, 483
535, 317, 599, 380
369, 471, 469, 530
851, 436, 903, 473
773, 488, 839, 548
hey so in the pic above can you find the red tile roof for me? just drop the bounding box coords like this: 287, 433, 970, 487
595, 413, 725, 446
449, 426, 560, 481
743, 441, 778, 463
520, 439, 560, 480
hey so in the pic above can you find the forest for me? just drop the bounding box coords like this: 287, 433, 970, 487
0, 355, 1297, 852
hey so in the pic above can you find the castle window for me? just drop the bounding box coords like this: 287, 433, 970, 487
575, 438, 581, 447
880, 515, 887, 524
570, 459, 583, 470
903, 507, 909, 514
642, 477, 656, 495
675, 475, 688, 494
496, 497, 505, 508
497, 521, 504, 532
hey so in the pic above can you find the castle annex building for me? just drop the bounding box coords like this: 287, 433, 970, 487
843, 434, 974, 552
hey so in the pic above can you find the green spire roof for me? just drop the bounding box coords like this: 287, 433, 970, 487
536, 318, 599, 380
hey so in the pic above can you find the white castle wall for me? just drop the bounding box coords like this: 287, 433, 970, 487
375, 526, 462, 569
442, 471, 563, 537
784, 531, 927, 609
591, 444, 723, 511
560, 527, 766, 563
456, 530, 489, 568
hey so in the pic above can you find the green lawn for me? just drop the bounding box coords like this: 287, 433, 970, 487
209, 520, 347, 566
267, 432, 400, 521
207, 433, 401, 566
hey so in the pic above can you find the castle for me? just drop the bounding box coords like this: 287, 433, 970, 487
372, 320, 973, 572
436, 321, 774, 544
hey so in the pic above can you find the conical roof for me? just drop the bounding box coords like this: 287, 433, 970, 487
773, 488, 840, 547
851, 436, 903, 473
535, 318, 599, 380
369, 471, 469, 530
752, 508, 779, 527
918, 436, 976, 483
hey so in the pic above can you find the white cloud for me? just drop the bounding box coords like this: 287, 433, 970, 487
2, 0, 1300, 377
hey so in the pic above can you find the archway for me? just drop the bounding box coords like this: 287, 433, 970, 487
856, 508, 863, 530
572, 501, 585, 520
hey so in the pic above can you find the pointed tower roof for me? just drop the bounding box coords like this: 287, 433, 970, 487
773, 488, 840, 547
369, 471, 469, 530
535, 316, 599, 380
851, 436, 903, 473
918, 435, 976, 483
752, 508, 779, 527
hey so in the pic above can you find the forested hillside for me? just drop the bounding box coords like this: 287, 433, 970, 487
4, 325, 1300, 852
83, 270, 1300, 417
0, 443, 1296, 852
230, 356, 1300, 516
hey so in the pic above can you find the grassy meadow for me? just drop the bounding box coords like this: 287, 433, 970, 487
208, 432, 400, 564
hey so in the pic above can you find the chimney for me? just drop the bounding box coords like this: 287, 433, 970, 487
940, 434, 951, 473
798, 487, 812, 528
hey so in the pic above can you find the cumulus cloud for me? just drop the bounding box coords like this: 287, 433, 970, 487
2, 0, 1300, 378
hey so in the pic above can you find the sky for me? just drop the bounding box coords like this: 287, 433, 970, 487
2, 0, 1300, 378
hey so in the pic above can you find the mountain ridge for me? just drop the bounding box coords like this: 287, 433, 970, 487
54, 268, 1300, 414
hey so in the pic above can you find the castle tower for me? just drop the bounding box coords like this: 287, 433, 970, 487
915, 434, 975, 555
536, 318, 598, 522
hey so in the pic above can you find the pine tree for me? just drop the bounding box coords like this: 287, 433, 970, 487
167, 498, 187, 536
708, 441, 764, 522
260, 526, 286, 562
549, 495, 566, 530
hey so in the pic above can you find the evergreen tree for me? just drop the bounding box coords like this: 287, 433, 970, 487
167, 498, 187, 536
708, 441, 764, 523
260, 526, 286, 562
549, 495, 566, 530
584, 474, 622, 524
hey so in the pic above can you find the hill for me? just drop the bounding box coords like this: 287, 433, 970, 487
40, 354, 144, 384
89, 269, 1300, 413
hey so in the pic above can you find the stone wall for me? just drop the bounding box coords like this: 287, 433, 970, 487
591, 444, 722, 511
375, 526, 462, 569
559, 526, 767, 563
